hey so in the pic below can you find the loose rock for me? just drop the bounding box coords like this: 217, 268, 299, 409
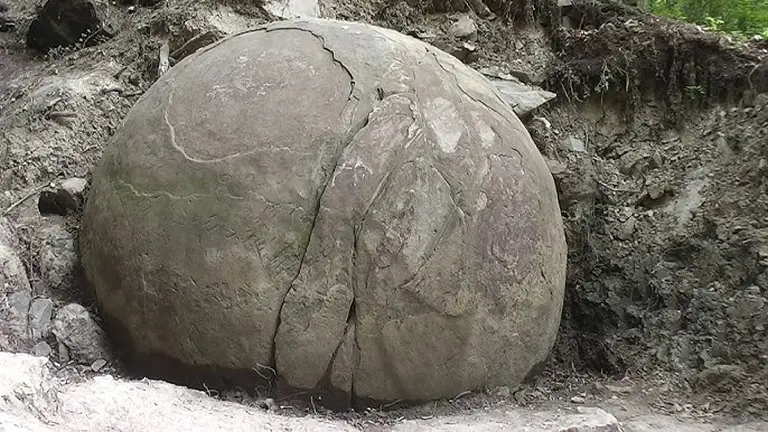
571, 395, 586, 404
478, 67, 556, 118
38, 178, 89, 216
0, 218, 34, 352
26, 0, 118, 53
38, 220, 77, 292
52, 303, 112, 365
32, 341, 53, 358
28, 298, 54, 340
448, 14, 477, 39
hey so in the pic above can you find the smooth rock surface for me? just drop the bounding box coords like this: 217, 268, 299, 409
79, 18, 566, 406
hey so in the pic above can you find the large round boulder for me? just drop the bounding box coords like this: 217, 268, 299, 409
79, 18, 566, 407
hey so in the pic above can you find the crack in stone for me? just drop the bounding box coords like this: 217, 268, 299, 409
269, 53, 369, 391
265, 26, 356, 104
164, 82, 261, 165
394, 164, 465, 298
117, 178, 243, 202
429, 51, 522, 139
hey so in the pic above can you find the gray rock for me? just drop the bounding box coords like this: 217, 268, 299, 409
489, 78, 556, 118
38, 221, 77, 292
52, 303, 112, 365
562, 135, 587, 153
90, 358, 107, 372
448, 14, 477, 39
0, 218, 34, 351
32, 341, 53, 358
28, 298, 54, 340
264, 0, 319, 19
80, 18, 566, 407
58, 177, 88, 212
478, 67, 556, 117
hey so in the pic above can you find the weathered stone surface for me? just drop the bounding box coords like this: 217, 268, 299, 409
0, 218, 34, 352
79, 18, 566, 406
26, 0, 117, 53
52, 303, 112, 364
38, 220, 77, 292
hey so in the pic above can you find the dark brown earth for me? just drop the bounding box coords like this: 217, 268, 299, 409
0, 0, 766, 426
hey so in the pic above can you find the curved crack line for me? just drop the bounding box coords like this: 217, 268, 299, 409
117, 178, 244, 201
269, 108, 371, 387
430, 51, 525, 140
264, 26, 356, 106
164, 84, 257, 165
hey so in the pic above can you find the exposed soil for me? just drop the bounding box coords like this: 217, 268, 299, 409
1, 0, 766, 428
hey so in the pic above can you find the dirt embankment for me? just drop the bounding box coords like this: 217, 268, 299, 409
0, 0, 766, 424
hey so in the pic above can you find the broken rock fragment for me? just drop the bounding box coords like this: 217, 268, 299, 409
52, 303, 112, 365
38, 220, 77, 292
479, 66, 557, 118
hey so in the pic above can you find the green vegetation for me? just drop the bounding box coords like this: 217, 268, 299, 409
648, 0, 768, 38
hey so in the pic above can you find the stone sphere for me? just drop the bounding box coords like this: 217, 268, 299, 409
79, 18, 566, 407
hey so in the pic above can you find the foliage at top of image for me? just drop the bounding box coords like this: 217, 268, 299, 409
649, 0, 768, 38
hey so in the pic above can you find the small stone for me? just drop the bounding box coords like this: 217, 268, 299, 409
90, 358, 107, 372
58, 341, 70, 363
485, 75, 557, 118
28, 298, 54, 339
32, 341, 53, 357
616, 216, 636, 240
495, 386, 511, 398
570, 395, 586, 404
57, 177, 88, 213
53, 303, 112, 365
0, 219, 35, 352
448, 15, 477, 39
604, 383, 633, 394
562, 135, 586, 153
546, 159, 568, 175
39, 221, 77, 292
